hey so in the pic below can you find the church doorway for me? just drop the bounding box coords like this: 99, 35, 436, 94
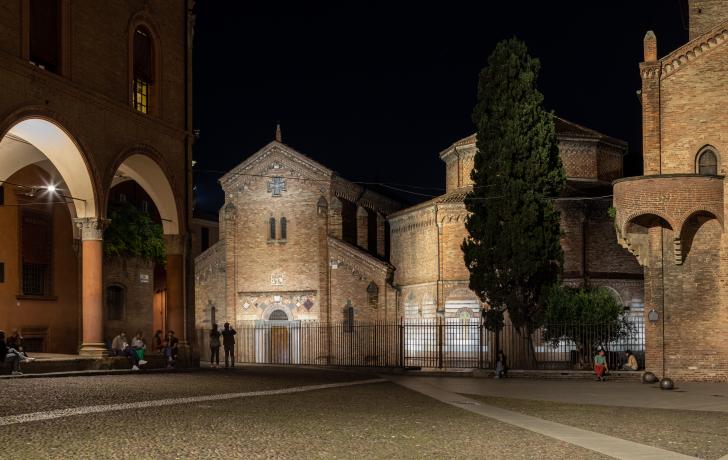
269, 309, 289, 363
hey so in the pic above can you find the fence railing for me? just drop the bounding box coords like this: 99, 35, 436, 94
196, 317, 644, 371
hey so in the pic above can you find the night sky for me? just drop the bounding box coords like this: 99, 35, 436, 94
192, 1, 688, 215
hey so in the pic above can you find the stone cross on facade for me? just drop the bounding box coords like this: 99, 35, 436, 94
267, 176, 286, 197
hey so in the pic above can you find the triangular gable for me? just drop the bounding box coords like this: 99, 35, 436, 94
219, 140, 333, 191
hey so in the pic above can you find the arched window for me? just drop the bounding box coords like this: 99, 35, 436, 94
367, 282, 379, 309
280, 217, 287, 240
210, 305, 216, 325
132, 26, 154, 114
106, 285, 125, 321
697, 148, 718, 175
269, 217, 276, 240
343, 300, 354, 333
269, 309, 288, 321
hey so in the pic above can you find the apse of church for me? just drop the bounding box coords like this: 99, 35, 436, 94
195, 138, 400, 330
389, 117, 644, 321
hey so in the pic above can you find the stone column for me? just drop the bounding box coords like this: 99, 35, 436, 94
357, 206, 368, 249
376, 212, 386, 258
75, 218, 108, 357
165, 234, 186, 344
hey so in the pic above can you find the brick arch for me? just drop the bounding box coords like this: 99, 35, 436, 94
0, 108, 100, 219
107, 144, 181, 235
676, 209, 723, 265
619, 210, 675, 238
677, 207, 723, 235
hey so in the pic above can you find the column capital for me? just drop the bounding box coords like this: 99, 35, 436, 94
73, 217, 109, 241
164, 234, 185, 255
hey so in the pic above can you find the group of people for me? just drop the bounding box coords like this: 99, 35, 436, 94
110, 330, 180, 370
492, 348, 639, 382
0, 329, 35, 375
208, 322, 236, 368
593, 349, 639, 381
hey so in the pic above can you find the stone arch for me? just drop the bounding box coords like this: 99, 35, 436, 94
261, 302, 295, 321
109, 147, 180, 235
0, 115, 98, 219
602, 286, 625, 306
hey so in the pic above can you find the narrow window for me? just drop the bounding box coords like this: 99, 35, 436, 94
21, 210, 52, 296
201, 227, 210, 251
210, 305, 216, 325
118, 193, 127, 203
343, 301, 354, 333
0, 262, 4, 283
367, 282, 379, 309
280, 217, 287, 240
133, 27, 153, 114
29, 0, 61, 73
269, 217, 276, 240
141, 199, 149, 213
0, 185, 4, 205
697, 148, 718, 175
106, 285, 125, 321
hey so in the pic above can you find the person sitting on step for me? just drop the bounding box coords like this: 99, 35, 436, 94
0, 330, 23, 375
594, 349, 609, 381
621, 350, 639, 371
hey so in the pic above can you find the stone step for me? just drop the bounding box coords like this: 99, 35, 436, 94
1, 353, 172, 375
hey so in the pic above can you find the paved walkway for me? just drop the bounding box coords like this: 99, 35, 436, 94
409, 376, 728, 412
391, 376, 699, 460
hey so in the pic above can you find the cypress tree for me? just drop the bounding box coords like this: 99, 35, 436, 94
463, 38, 565, 363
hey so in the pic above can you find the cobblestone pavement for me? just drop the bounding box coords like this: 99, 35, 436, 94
0, 367, 606, 459
465, 395, 728, 460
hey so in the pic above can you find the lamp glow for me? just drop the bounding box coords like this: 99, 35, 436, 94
46, 185, 57, 193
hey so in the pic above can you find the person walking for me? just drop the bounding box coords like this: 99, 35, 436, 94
221, 322, 236, 369
209, 324, 221, 368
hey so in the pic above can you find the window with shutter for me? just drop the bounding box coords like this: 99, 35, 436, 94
21, 210, 53, 296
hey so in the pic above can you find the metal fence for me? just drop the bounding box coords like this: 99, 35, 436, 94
197, 317, 644, 370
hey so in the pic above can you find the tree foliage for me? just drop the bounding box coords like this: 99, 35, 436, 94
463, 38, 565, 336
104, 200, 166, 264
542, 285, 634, 367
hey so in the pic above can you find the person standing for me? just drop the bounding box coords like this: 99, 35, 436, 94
594, 349, 609, 381
221, 322, 236, 369
209, 324, 221, 368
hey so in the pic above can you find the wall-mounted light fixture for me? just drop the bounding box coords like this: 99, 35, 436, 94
648, 309, 659, 323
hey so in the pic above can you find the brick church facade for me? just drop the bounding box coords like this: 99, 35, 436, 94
390, 118, 643, 323
195, 135, 401, 334
614, 0, 728, 381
